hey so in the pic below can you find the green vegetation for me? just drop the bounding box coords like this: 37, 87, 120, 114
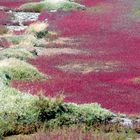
0, 88, 114, 137
7, 35, 37, 45
20, 0, 86, 12
0, 46, 35, 60
7, 35, 27, 45
0, 87, 39, 136
131, 8, 140, 17
0, 58, 45, 83
0, 26, 8, 35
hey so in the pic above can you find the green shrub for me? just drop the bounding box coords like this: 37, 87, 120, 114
0, 88, 114, 137
0, 87, 39, 136
45, 103, 114, 128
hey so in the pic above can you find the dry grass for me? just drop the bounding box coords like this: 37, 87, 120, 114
5, 125, 138, 140
26, 22, 49, 34
132, 77, 140, 84
57, 61, 120, 74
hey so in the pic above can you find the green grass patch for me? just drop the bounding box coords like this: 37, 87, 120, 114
0, 58, 45, 83
0, 46, 35, 60
131, 8, 140, 17
7, 35, 37, 45
20, 0, 86, 12
7, 35, 27, 45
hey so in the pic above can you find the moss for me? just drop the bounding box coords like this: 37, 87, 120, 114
0, 46, 34, 60
20, 0, 86, 12
0, 58, 46, 82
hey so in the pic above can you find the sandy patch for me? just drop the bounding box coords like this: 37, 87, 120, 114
35, 47, 87, 56
131, 77, 140, 84
57, 61, 120, 74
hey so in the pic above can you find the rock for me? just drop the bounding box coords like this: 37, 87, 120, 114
120, 118, 133, 127
11, 12, 40, 26
7, 25, 27, 31
111, 117, 133, 128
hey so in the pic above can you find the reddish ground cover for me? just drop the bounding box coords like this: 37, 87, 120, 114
11, 0, 140, 114
0, 0, 39, 8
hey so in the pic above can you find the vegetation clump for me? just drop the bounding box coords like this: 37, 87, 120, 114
19, 0, 86, 12
131, 8, 140, 17
0, 46, 35, 60
0, 88, 114, 137
7, 35, 37, 45
0, 58, 45, 82
0, 25, 8, 35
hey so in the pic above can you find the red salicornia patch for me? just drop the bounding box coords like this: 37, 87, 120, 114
12, 0, 140, 115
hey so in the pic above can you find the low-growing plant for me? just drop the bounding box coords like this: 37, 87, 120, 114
7, 35, 37, 46
0, 88, 115, 137
20, 0, 86, 12
131, 8, 140, 17
0, 58, 46, 83
0, 87, 40, 136
7, 35, 27, 45
0, 25, 8, 35
0, 46, 35, 60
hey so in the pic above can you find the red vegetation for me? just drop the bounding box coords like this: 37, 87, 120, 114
0, 11, 11, 25
12, 0, 140, 114
0, 0, 39, 8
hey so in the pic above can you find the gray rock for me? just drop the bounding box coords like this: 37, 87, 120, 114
7, 25, 28, 31
11, 12, 40, 25
120, 118, 133, 127
111, 117, 133, 127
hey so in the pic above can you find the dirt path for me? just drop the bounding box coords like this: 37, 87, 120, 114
11, 0, 140, 115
